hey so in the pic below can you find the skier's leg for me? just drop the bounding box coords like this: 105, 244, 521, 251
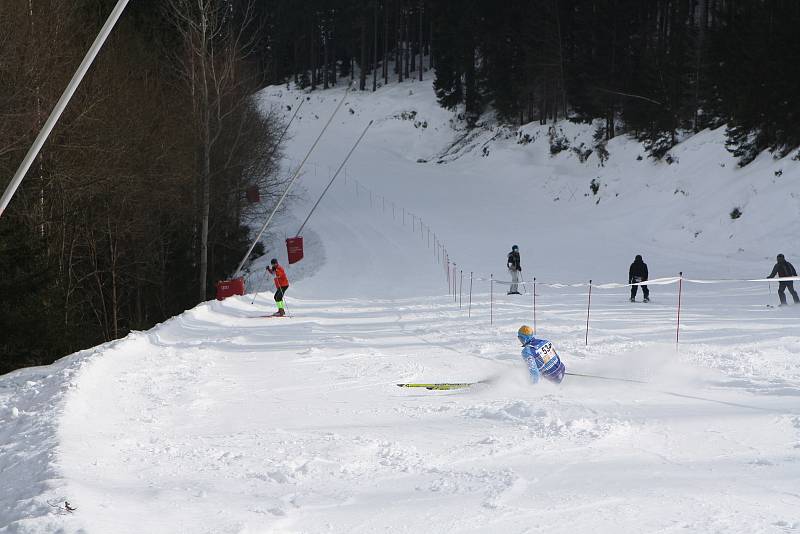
778, 282, 788, 305
642, 285, 650, 301
787, 281, 800, 303
509, 268, 518, 294
273, 287, 285, 314
630, 285, 637, 302
275, 286, 288, 315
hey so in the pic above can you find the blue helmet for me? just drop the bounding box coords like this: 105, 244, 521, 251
518, 325, 534, 346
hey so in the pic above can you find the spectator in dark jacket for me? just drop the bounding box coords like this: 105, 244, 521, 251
507, 245, 522, 295
629, 255, 649, 302
767, 253, 799, 306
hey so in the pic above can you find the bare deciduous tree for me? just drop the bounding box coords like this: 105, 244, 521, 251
165, 0, 264, 300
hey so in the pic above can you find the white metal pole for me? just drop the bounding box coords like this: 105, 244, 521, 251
233, 87, 351, 277
296, 120, 373, 236
0, 0, 130, 219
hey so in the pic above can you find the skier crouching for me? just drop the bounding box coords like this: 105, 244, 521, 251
266, 258, 289, 316
517, 325, 566, 384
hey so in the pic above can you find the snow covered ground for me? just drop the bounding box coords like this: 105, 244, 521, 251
2, 79, 800, 533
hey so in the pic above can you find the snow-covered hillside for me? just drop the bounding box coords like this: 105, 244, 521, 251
2, 79, 799, 533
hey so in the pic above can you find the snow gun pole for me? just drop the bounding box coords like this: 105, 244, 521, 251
234, 87, 350, 278
676, 272, 683, 347
490, 274, 494, 325
533, 277, 537, 334
468, 272, 473, 317
295, 120, 373, 237
0, 0, 130, 220
585, 280, 593, 346
446, 259, 450, 293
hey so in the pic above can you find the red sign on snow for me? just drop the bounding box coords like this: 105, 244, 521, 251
215, 278, 245, 300
286, 237, 304, 264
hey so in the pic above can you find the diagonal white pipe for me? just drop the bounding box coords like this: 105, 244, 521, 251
233, 86, 351, 278
0, 0, 130, 219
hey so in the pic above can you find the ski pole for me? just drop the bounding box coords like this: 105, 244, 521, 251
565, 372, 647, 384
490, 273, 494, 325
585, 279, 592, 346
676, 272, 683, 347
533, 277, 536, 334
252, 269, 272, 305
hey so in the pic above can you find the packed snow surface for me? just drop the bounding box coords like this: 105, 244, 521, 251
2, 80, 799, 533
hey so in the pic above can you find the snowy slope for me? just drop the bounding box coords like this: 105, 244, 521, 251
2, 78, 800, 534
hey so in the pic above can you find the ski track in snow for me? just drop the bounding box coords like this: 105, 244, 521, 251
3, 81, 800, 533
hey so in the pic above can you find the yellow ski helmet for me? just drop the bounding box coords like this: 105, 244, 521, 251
518, 325, 534, 345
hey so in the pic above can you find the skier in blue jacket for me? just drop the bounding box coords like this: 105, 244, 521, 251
517, 325, 566, 384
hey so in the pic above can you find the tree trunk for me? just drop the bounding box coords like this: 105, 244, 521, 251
372, 0, 378, 91
418, 0, 423, 81
403, 9, 410, 79
199, 111, 210, 300
397, 0, 403, 82
310, 15, 317, 90
429, 19, 434, 70
694, 0, 707, 132
383, 0, 389, 84
360, 6, 367, 90
323, 15, 329, 89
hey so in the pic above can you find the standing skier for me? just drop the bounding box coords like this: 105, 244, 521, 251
766, 253, 799, 306
507, 245, 522, 295
517, 325, 566, 384
266, 258, 290, 316
629, 255, 649, 302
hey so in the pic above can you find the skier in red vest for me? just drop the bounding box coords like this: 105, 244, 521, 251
266, 258, 289, 316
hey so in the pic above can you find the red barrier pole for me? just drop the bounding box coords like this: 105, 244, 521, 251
454, 265, 457, 302
459, 270, 463, 308
468, 272, 473, 318
585, 279, 593, 346
452, 264, 457, 301
533, 277, 537, 334
676, 272, 683, 346
490, 274, 494, 325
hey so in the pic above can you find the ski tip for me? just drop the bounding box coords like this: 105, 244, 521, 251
397, 382, 484, 390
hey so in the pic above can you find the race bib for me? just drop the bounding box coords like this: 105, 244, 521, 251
538, 342, 555, 364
